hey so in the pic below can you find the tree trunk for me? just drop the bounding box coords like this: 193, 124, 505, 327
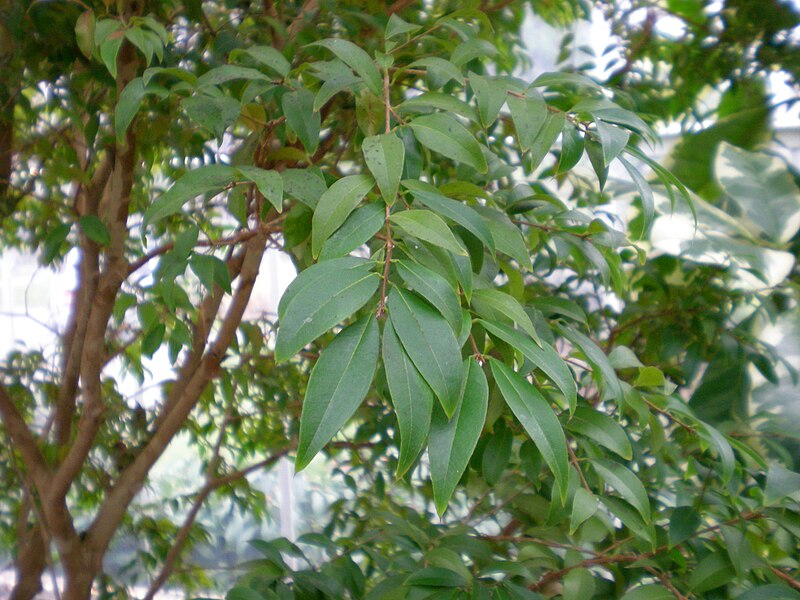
61, 549, 98, 600
9, 528, 46, 600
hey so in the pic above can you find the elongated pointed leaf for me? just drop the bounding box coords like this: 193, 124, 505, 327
469, 71, 506, 126
310, 39, 382, 96
282, 89, 320, 154
471, 289, 539, 344
507, 91, 547, 153
363, 134, 404, 205
429, 359, 488, 515
409, 114, 488, 173
144, 165, 237, 226
398, 93, 479, 123
490, 359, 569, 503
232, 45, 290, 77
475, 207, 531, 269
296, 315, 379, 470
312, 174, 375, 258
402, 180, 495, 254
593, 460, 651, 522
557, 323, 623, 401
236, 166, 283, 212
619, 155, 654, 236
596, 120, 630, 166
388, 288, 463, 416
281, 168, 327, 208
382, 320, 433, 477
275, 259, 379, 361
396, 260, 462, 334
567, 406, 632, 460
480, 319, 577, 413
570, 488, 599, 534
115, 77, 146, 143
278, 257, 367, 318
391, 209, 468, 256
319, 203, 384, 261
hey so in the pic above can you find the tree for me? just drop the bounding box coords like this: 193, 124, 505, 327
1, 1, 799, 599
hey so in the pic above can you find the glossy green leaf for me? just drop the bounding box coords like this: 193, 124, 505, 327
312, 174, 375, 258
409, 114, 488, 173
697, 421, 735, 485
669, 506, 701, 547
765, 463, 800, 504
281, 168, 327, 208
596, 120, 630, 165
196, 65, 271, 88
144, 165, 237, 226
395, 259, 462, 334
563, 568, 595, 600
387, 288, 463, 416
570, 488, 598, 534
490, 359, 569, 502
398, 93, 479, 123
482, 425, 512, 485
735, 585, 800, 600
236, 166, 283, 212
115, 77, 146, 143
390, 210, 468, 256
601, 496, 656, 547
385, 14, 422, 39
231, 45, 290, 77
296, 315, 379, 470
530, 297, 587, 324
469, 71, 506, 126
318, 203, 384, 261
363, 134, 404, 205
507, 91, 547, 153
567, 406, 632, 459
620, 585, 675, 600
429, 359, 488, 515
408, 57, 465, 85
275, 258, 379, 361
309, 39, 382, 96
404, 567, 469, 589
476, 207, 531, 269
557, 323, 623, 401
79, 215, 111, 246
619, 156, 654, 236
480, 319, 577, 413
557, 123, 584, 174
382, 320, 433, 478
282, 89, 320, 155
189, 254, 232, 294
402, 180, 495, 254
451, 38, 498, 67
689, 552, 735, 593
471, 289, 539, 345
593, 460, 650, 522
183, 95, 241, 139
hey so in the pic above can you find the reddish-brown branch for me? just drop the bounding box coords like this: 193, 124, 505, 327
377, 204, 393, 317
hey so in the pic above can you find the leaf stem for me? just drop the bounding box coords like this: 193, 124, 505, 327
377, 203, 393, 317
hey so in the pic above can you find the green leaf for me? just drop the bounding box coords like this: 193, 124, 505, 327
236, 166, 283, 212
398, 92, 479, 123
183, 95, 241, 140
697, 421, 735, 485
189, 254, 232, 294
507, 92, 547, 153
557, 324, 623, 401
570, 488, 598, 534
586, 139, 608, 190
390, 210, 468, 256
567, 406, 632, 459
231, 45, 290, 77
144, 165, 237, 227
402, 180, 495, 254
115, 77, 146, 143
309, 39, 382, 96
563, 568, 595, 600
362, 134, 404, 205
469, 71, 506, 126
490, 359, 569, 503
275, 258, 379, 361
620, 585, 675, 600
593, 460, 650, 522
385, 14, 422, 39
387, 288, 463, 417
765, 463, 800, 504
451, 39, 498, 67
482, 425, 512, 485
476, 207, 531, 270
382, 320, 433, 478
319, 203, 384, 261
408, 57, 465, 85
669, 506, 701, 547
735, 585, 800, 600
409, 114, 488, 173
688, 552, 735, 593
429, 359, 488, 515
43, 224, 72, 264
596, 120, 630, 165
601, 496, 656, 547
99, 31, 125, 79
141, 323, 166, 357
281, 168, 327, 208
79, 215, 111, 246
282, 89, 320, 155
196, 65, 271, 88
530, 297, 587, 325
395, 259, 462, 334
296, 315, 379, 470
557, 123, 584, 174
312, 174, 375, 258
480, 319, 577, 414
405, 567, 469, 589
471, 289, 539, 345
619, 156, 654, 236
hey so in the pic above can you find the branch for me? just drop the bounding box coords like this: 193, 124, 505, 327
0, 384, 50, 489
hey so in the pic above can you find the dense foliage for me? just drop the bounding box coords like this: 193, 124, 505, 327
1, 1, 800, 599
